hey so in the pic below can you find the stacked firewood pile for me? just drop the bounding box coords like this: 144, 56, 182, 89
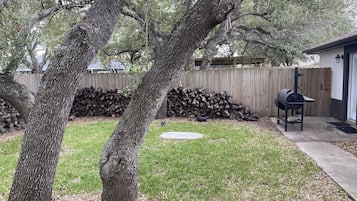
0, 99, 25, 134
70, 87, 258, 121
70, 87, 131, 117
167, 87, 259, 121
0, 87, 259, 134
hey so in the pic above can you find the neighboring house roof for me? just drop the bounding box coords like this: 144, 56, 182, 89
88, 59, 126, 71
0, 65, 32, 74
16, 65, 32, 72
109, 61, 126, 71
305, 30, 357, 54
1, 57, 126, 74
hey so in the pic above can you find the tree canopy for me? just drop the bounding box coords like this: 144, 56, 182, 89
1, 0, 356, 73
0, 0, 32, 75
199, 0, 357, 67
95, 0, 357, 68
0, 0, 90, 75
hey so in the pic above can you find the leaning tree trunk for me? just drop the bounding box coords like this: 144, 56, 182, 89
200, 22, 230, 70
8, 1, 123, 200
0, 75, 35, 122
0, 31, 33, 122
99, 1, 239, 200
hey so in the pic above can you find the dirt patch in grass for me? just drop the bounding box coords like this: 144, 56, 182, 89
0, 129, 23, 142
52, 194, 100, 201
66, 116, 120, 126
52, 194, 148, 201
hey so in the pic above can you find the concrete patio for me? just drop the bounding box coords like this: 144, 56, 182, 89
271, 116, 357, 201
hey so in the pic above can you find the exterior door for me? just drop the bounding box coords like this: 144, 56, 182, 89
348, 53, 357, 122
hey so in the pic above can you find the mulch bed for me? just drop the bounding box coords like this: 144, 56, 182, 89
335, 141, 357, 157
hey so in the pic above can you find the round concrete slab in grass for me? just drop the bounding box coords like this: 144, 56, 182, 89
160, 132, 204, 140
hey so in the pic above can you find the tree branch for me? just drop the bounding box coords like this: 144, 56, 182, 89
200, 23, 229, 69
103, 46, 144, 57
122, 1, 166, 51
243, 38, 277, 49
121, 6, 145, 24
184, 0, 194, 16
39, 47, 49, 71
233, 25, 271, 36
236, 12, 272, 22
29, 0, 93, 28
0, 75, 35, 122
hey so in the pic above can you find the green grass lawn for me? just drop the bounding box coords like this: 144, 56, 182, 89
0, 119, 321, 200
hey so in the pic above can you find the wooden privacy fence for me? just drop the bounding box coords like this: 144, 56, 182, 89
174, 67, 331, 117
14, 67, 331, 117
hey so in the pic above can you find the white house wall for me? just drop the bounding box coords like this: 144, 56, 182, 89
319, 48, 344, 100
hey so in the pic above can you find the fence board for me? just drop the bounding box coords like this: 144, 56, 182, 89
14, 67, 331, 117
14, 74, 42, 94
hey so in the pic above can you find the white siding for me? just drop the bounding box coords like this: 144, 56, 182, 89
319, 48, 344, 100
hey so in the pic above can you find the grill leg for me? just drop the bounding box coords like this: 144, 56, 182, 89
300, 104, 304, 131
277, 107, 280, 124
285, 105, 288, 131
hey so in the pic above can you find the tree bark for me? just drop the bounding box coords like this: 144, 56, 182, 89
200, 23, 229, 70
0, 75, 35, 122
8, 1, 123, 200
99, 1, 239, 200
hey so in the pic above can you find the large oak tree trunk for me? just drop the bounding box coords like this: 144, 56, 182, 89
99, 1, 240, 200
8, 1, 123, 200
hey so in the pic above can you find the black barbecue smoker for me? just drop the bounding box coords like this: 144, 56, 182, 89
275, 67, 305, 131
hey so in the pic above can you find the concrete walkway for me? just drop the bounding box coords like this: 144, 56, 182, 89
271, 117, 357, 201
